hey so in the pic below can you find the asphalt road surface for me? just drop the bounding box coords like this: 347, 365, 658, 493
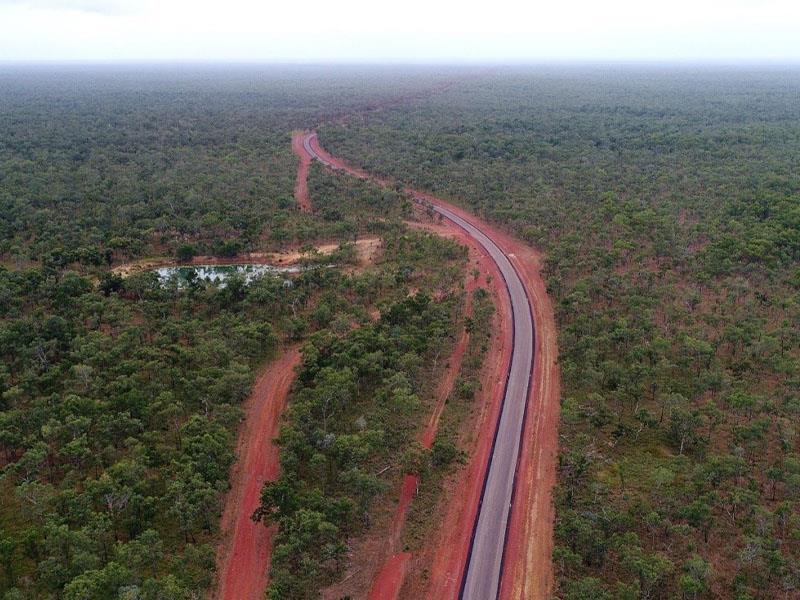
304, 132, 535, 600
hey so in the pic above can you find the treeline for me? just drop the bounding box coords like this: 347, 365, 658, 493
306, 164, 411, 233
0, 264, 288, 598
255, 293, 455, 597
402, 286, 495, 549
318, 67, 800, 598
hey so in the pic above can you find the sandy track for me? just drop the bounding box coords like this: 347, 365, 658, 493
301, 131, 560, 599
215, 347, 301, 600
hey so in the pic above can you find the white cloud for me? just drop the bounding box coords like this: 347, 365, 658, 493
0, 0, 798, 61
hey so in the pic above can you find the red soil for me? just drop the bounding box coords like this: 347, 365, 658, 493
292, 130, 313, 212
215, 347, 301, 600
319, 80, 460, 128
412, 195, 561, 600
389, 216, 510, 600
367, 240, 479, 600
414, 219, 513, 600
498, 237, 560, 600
298, 130, 560, 599
307, 134, 385, 184
370, 552, 413, 600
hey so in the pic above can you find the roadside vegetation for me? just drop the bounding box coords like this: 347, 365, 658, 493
401, 286, 494, 550
320, 66, 800, 599
254, 239, 466, 598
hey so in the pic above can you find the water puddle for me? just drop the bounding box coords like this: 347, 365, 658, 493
155, 264, 303, 287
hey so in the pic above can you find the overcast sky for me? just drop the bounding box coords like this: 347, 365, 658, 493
1, 0, 799, 62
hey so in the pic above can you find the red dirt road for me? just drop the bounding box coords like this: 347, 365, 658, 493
215, 347, 301, 600
302, 131, 560, 599
402, 217, 513, 600
292, 130, 313, 212
369, 552, 412, 600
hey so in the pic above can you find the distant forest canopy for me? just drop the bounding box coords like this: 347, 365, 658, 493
0, 65, 461, 268
318, 66, 800, 599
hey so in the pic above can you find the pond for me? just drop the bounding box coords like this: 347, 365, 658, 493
155, 264, 302, 287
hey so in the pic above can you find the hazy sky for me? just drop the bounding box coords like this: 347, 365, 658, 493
1, 0, 799, 62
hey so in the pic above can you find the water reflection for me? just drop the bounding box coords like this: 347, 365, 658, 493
155, 264, 303, 287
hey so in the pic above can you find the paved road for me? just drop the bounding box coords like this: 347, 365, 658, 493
303, 132, 535, 600
302, 134, 317, 163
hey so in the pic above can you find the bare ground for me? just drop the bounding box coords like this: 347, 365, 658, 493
112, 237, 382, 278
214, 347, 301, 600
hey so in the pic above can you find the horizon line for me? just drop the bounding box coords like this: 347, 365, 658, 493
2, 58, 800, 67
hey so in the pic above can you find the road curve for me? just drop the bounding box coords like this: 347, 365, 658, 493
303, 132, 535, 600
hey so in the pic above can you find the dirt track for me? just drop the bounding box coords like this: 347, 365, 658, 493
364, 233, 486, 600
409, 219, 513, 600
301, 132, 560, 599
214, 347, 301, 600
496, 234, 560, 600
292, 130, 313, 212
214, 123, 558, 600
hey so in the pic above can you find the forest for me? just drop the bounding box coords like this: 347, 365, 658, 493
0, 64, 798, 600
319, 66, 800, 599
0, 66, 474, 599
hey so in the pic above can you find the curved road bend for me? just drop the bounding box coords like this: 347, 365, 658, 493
303, 132, 535, 600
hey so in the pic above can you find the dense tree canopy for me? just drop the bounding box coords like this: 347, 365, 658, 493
2, 64, 798, 599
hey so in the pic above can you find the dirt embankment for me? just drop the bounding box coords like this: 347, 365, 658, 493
403, 215, 514, 600
496, 236, 560, 600
412, 196, 561, 600
214, 347, 301, 600
363, 231, 493, 600
322, 223, 487, 600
